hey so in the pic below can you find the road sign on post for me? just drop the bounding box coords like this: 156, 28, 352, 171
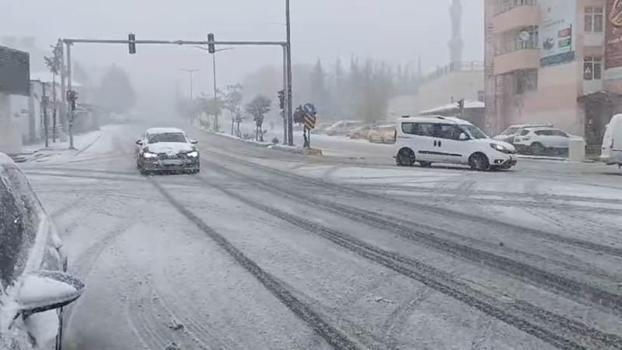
457, 98, 465, 118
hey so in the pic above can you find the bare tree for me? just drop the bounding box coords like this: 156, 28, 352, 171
223, 84, 244, 136
44, 41, 62, 142
245, 95, 271, 141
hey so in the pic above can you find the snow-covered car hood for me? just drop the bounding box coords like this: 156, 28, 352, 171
145, 142, 194, 154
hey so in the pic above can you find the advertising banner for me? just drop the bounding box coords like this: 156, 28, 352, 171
0, 46, 29, 96
606, 0, 622, 72
539, 0, 577, 67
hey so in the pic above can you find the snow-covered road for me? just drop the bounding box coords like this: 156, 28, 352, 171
19, 124, 622, 349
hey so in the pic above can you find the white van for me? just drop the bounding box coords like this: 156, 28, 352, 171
601, 114, 622, 167
394, 116, 517, 170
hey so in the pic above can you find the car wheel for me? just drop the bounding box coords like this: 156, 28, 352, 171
469, 153, 490, 171
529, 142, 545, 155
419, 161, 432, 167
396, 148, 415, 167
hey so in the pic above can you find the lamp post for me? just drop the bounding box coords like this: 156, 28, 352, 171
179, 68, 199, 101
192, 46, 234, 132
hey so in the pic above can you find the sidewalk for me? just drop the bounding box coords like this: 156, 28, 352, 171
12, 128, 102, 163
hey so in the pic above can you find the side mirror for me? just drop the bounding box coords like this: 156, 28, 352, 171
16, 271, 85, 317
136, 140, 143, 145
459, 133, 469, 141
190, 139, 198, 145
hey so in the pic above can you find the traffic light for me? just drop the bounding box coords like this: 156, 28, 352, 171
278, 90, 285, 110
208, 33, 215, 54
128, 33, 136, 54
457, 99, 465, 115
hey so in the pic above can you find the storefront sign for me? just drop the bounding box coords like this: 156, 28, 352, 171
605, 0, 622, 73
539, 0, 577, 67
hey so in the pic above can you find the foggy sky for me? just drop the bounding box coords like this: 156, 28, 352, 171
1, 0, 483, 110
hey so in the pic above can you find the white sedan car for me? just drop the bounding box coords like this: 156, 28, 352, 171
512, 127, 574, 155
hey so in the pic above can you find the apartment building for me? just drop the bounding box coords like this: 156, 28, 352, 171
485, 0, 622, 148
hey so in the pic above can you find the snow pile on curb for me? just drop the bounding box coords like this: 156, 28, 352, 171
201, 129, 318, 155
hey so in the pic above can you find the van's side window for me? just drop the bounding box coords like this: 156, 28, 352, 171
402, 122, 436, 137
437, 124, 464, 140
401, 122, 416, 134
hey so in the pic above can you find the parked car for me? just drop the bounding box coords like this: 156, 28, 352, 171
601, 114, 622, 168
325, 121, 364, 136
347, 125, 373, 139
136, 128, 200, 174
368, 124, 397, 144
394, 116, 517, 170
0, 153, 84, 350
512, 127, 576, 155
493, 123, 554, 144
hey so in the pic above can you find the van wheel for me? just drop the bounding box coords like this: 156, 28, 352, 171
419, 161, 432, 167
396, 148, 416, 166
469, 153, 490, 171
529, 142, 545, 155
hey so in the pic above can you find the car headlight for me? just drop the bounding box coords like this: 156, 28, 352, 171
490, 143, 510, 153
143, 152, 158, 159
187, 151, 199, 158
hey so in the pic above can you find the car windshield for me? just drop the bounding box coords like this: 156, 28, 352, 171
8, 2, 621, 349
148, 132, 186, 144
461, 125, 489, 139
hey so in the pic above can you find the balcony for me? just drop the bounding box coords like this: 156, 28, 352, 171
492, 3, 540, 34
494, 49, 540, 75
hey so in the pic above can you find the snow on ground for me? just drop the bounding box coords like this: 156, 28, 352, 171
13, 123, 622, 349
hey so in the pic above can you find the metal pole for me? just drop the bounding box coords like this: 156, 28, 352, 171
212, 53, 219, 131
286, 0, 294, 146
42, 83, 49, 148
282, 45, 288, 145
59, 40, 66, 138
66, 42, 75, 150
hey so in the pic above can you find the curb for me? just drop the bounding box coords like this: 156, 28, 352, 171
199, 128, 323, 156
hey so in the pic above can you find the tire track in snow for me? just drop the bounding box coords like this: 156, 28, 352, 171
195, 164, 622, 350
202, 150, 622, 259
203, 156, 622, 316
149, 177, 361, 350
380, 287, 435, 349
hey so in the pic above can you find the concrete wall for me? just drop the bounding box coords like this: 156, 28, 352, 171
499, 62, 585, 136
0, 94, 23, 154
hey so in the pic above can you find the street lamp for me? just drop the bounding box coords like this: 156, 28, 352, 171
179, 68, 199, 101
191, 46, 234, 131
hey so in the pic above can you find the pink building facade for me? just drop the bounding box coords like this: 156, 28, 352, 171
485, 0, 622, 150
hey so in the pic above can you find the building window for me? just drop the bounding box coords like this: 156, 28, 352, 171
514, 69, 538, 94
584, 56, 603, 80
585, 7, 604, 33
495, 26, 539, 55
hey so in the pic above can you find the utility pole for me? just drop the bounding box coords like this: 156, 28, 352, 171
66, 41, 76, 150
59, 40, 66, 143
42, 83, 49, 148
286, 0, 294, 146
180, 68, 198, 101
212, 53, 218, 131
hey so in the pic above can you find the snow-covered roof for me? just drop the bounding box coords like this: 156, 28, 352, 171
146, 127, 185, 134
419, 100, 485, 115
